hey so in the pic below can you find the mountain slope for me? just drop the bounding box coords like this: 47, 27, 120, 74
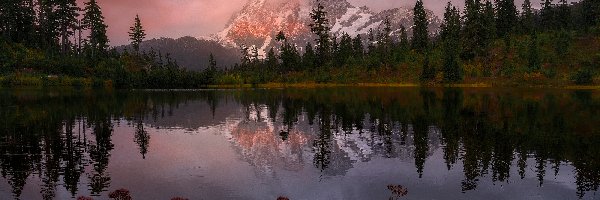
215, 0, 441, 55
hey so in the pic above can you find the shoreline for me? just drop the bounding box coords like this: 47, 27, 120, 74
1, 83, 598, 90
1, 75, 598, 90
204, 82, 600, 90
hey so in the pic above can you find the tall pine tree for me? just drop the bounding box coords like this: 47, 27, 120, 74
352, 35, 364, 57
482, 1, 496, 47
581, 0, 599, 28
128, 14, 146, 52
309, 0, 331, 67
82, 0, 109, 58
208, 53, 217, 71
520, 0, 534, 34
395, 25, 409, 63
398, 25, 409, 51
303, 43, 316, 69
496, 0, 518, 37
338, 32, 353, 66
461, 0, 484, 59
266, 47, 279, 70
541, 0, 555, 30
1, 0, 36, 44
55, 0, 79, 53
412, 0, 429, 53
37, 0, 59, 49
276, 31, 300, 72
380, 17, 393, 65
239, 45, 250, 65
441, 3, 462, 82
556, 0, 571, 29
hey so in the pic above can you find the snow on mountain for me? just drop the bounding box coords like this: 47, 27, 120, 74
330, 6, 376, 35
214, 0, 441, 56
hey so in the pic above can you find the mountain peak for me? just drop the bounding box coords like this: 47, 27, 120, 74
215, 0, 441, 56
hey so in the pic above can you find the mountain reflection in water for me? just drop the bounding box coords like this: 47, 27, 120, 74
0, 88, 598, 199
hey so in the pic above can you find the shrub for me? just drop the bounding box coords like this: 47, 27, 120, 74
572, 67, 594, 85
108, 188, 132, 200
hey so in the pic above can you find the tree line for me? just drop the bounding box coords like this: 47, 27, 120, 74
224, 0, 600, 85
1, 0, 599, 87
0, 0, 217, 88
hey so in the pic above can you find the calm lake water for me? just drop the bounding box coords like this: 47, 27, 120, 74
0, 88, 598, 200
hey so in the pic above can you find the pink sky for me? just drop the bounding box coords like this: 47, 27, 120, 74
86, 0, 542, 46
80, 0, 247, 45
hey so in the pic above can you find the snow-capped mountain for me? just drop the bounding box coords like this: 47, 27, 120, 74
214, 0, 441, 55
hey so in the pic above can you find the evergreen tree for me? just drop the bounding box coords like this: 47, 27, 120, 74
441, 3, 462, 82
204, 53, 217, 83
208, 53, 217, 70
240, 45, 250, 65
367, 28, 376, 53
496, 0, 518, 37
251, 45, 259, 63
128, 14, 146, 52
280, 42, 300, 72
381, 17, 393, 47
461, 0, 484, 59
556, 0, 571, 29
37, 0, 59, 49
21, 0, 36, 46
482, 1, 496, 46
394, 25, 410, 63
157, 50, 164, 67
380, 17, 393, 65
266, 47, 279, 70
352, 35, 364, 57
399, 25, 409, 51
338, 32, 353, 66
541, 0, 555, 30
331, 35, 339, 64
581, 0, 599, 28
302, 43, 316, 69
520, 0, 535, 34
0, 0, 36, 44
276, 30, 286, 42
309, 0, 331, 67
275, 31, 299, 71
412, 0, 429, 52
55, 0, 80, 53
82, 0, 109, 58
0, 1, 5, 37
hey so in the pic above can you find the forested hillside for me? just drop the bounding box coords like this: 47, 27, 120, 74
0, 0, 599, 88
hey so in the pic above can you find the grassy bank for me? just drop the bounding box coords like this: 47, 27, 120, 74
0, 74, 114, 88
2, 74, 598, 90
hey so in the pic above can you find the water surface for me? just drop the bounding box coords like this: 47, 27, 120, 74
0, 88, 598, 199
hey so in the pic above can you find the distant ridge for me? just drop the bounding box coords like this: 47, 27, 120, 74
116, 36, 240, 71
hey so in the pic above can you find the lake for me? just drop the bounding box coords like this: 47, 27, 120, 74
0, 87, 598, 200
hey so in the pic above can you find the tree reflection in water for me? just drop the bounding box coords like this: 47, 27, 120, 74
0, 88, 598, 199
